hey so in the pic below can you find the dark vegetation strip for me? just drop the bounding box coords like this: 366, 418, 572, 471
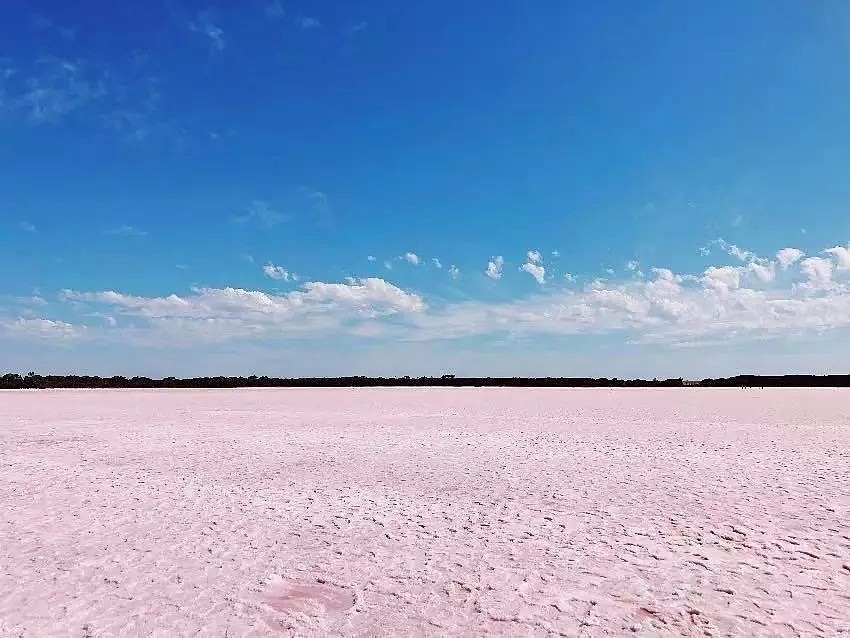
2, 373, 850, 389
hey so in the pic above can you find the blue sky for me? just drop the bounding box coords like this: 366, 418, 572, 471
3, 0, 850, 377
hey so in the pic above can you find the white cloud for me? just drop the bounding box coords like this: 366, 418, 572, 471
521, 262, 546, 284
367, 255, 377, 262
404, 252, 420, 266
551, 250, 560, 257
431, 257, 442, 269
0, 317, 86, 341
526, 250, 542, 264
800, 257, 833, 286
747, 261, 775, 283
347, 21, 368, 33
384, 261, 393, 270
776, 248, 804, 269
714, 239, 754, 262
103, 225, 146, 237
27, 238, 850, 351
18, 221, 37, 233
449, 265, 460, 280
486, 256, 504, 280
824, 246, 850, 269
626, 260, 639, 271
407, 251, 850, 345
702, 266, 742, 294
60, 278, 425, 344
564, 272, 576, 282
263, 263, 296, 282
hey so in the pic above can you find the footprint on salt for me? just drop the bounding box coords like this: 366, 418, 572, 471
262, 580, 355, 618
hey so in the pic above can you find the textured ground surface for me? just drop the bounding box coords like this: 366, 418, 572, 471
1, 388, 849, 637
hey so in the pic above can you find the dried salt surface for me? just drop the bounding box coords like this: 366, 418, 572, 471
1, 388, 849, 637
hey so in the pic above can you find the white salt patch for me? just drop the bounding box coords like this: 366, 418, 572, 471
0, 387, 849, 636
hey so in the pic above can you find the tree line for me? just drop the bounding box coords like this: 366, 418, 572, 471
2, 372, 850, 389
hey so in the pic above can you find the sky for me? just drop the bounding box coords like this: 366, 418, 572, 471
3, 0, 850, 378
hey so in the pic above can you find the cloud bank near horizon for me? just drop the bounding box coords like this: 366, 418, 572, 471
5, 240, 850, 360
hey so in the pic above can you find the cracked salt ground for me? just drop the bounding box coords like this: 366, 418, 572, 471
1, 388, 849, 636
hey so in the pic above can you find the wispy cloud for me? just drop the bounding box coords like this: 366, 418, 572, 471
298, 16, 321, 29
432, 257, 443, 269
347, 21, 368, 33
18, 221, 37, 233
31, 13, 76, 40
233, 201, 288, 227
404, 252, 420, 266
103, 225, 147, 237
264, 1, 285, 19
306, 189, 334, 229
189, 11, 226, 52
449, 265, 460, 280
13, 57, 108, 125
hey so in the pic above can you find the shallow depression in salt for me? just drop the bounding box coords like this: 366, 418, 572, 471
1, 388, 849, 636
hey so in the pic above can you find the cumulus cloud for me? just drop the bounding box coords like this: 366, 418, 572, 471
404, 252, 420, 266
406, 251, 850, 345
521, 261, 546, 284
824, 246, 850, 269
432, 257, 442, 269
367, 255, 376, 262
263, 263, 296, 282
800, 257, 833, 286
702, 266, 741, 294
60, 278, 425, 344
449, 265, 460, 280
777, 248, 804, 269
526, 250, 542, 264
486, 256, 504, 280
25, 239, 850, 350
0, 317, 86, 341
